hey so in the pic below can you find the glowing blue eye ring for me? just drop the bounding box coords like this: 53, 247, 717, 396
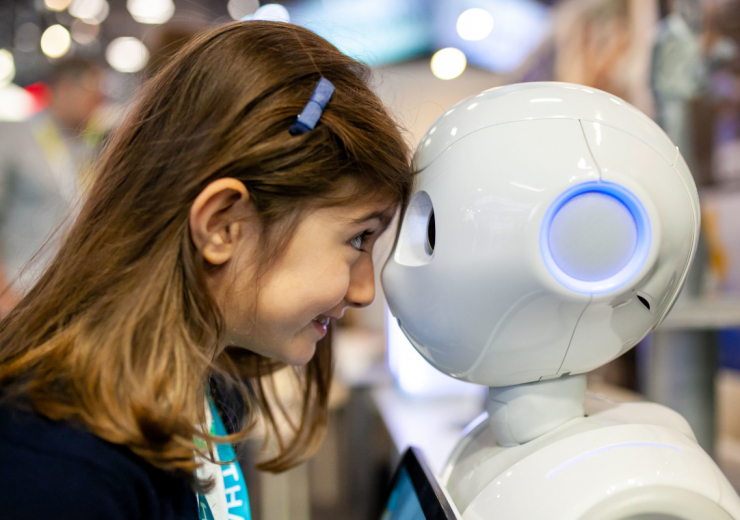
539, 181, 651, 295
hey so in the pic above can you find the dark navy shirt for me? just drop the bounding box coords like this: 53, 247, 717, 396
0, 406, 198, 520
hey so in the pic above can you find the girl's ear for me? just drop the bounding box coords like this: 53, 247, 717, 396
189, 178, 253, 265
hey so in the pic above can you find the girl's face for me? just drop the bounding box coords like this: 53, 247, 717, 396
230, 198, 392, 365
190, 179, 395, 366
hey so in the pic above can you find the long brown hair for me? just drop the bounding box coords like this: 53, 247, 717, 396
0, 22, 412, 488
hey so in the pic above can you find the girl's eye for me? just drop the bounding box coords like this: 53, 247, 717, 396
350, 231, 373, 252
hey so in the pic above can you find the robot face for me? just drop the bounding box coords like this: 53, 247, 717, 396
381, 83, 699, 387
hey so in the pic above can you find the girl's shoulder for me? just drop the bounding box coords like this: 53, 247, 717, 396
0, 405, 197, 520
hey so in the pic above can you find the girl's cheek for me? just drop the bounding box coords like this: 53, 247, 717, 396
318, 264, 352, 307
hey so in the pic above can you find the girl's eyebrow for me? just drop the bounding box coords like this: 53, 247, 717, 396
351, 208, 396, 227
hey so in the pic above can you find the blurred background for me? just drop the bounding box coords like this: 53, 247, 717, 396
5, 0, 740, 518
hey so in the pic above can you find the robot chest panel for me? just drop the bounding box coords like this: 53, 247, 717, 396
459, 423, 726, 519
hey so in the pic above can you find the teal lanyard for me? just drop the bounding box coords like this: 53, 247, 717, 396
197, 397, 251, 520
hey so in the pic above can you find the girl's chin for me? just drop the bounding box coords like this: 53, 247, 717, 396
221, 335, 316, 366
283, 337, 318, 366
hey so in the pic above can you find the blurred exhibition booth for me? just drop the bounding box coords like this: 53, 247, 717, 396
6, 0, 740, 518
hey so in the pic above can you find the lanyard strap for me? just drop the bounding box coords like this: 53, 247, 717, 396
197, 397, 251, 520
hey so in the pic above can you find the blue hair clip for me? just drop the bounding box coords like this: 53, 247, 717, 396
289, 77, 335, 136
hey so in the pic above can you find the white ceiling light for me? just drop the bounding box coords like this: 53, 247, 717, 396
86, 1, 109, 24
456, 8, 495, 41
41, 25, 72, 59
127, 0, 175, 25
228, 0, 259, 21
430, 47, 467, 80
45, 0, 73, 12
0, 50, 15, 88
69, 0, 109, 24
252, 4, 290, 22
106, 37, 150, 73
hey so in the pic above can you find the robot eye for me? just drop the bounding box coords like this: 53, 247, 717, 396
394, 191, 435, 266
426, 210, 435, 255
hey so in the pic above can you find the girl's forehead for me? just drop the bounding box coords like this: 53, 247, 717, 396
343, 197, 398, 225
313, 197, 398, 227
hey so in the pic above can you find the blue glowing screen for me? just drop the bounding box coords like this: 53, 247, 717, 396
381, 467, 426, 520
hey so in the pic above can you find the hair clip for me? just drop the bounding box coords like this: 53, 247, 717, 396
289, 77, 335, 136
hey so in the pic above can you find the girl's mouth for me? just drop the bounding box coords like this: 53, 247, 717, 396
312, 315, 329, 337
313, 315, 329, 326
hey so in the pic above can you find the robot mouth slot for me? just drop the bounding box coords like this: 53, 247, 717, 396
637, 294, 651, 311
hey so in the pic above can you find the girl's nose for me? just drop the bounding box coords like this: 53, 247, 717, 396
346, 255, 375, 308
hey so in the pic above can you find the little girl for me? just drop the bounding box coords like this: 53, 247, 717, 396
0, 21, 412, 520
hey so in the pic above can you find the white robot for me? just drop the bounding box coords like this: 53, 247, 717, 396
382, 82, 740, 519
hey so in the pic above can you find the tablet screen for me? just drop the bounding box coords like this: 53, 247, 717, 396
381, 447, 458, 520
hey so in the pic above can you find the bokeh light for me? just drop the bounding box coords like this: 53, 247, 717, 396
45, 0, 73, 12
40, 25, 72, 59
0, 50, 15, 88
0, 84, 35, 122
71, 19, 100, 45
127, 0, 175, 25
69, 0, 109, 24
106, 37, 149, 73
228, 0, 260, 21
430, 47, 467, 80
456, 8, 494, 41
251, 4, 290, 23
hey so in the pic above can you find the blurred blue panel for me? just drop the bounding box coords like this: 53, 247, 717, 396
289, 0, 433, 66
720, 329, 740, 371
433, 0, 552, 74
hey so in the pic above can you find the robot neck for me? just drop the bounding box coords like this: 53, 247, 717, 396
486, 374, 587, 447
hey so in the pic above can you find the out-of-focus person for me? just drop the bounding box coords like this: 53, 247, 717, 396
0, 58, 104, 316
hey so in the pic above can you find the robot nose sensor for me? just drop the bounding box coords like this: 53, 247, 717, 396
540, 182, 651, 294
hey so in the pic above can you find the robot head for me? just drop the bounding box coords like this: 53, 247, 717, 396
382, 82, 700, 387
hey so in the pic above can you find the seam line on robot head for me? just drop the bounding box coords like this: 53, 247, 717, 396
579, 118, 603, 181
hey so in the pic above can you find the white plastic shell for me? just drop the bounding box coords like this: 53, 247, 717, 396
442, 403, 740, 520
381, 82, 700, 387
